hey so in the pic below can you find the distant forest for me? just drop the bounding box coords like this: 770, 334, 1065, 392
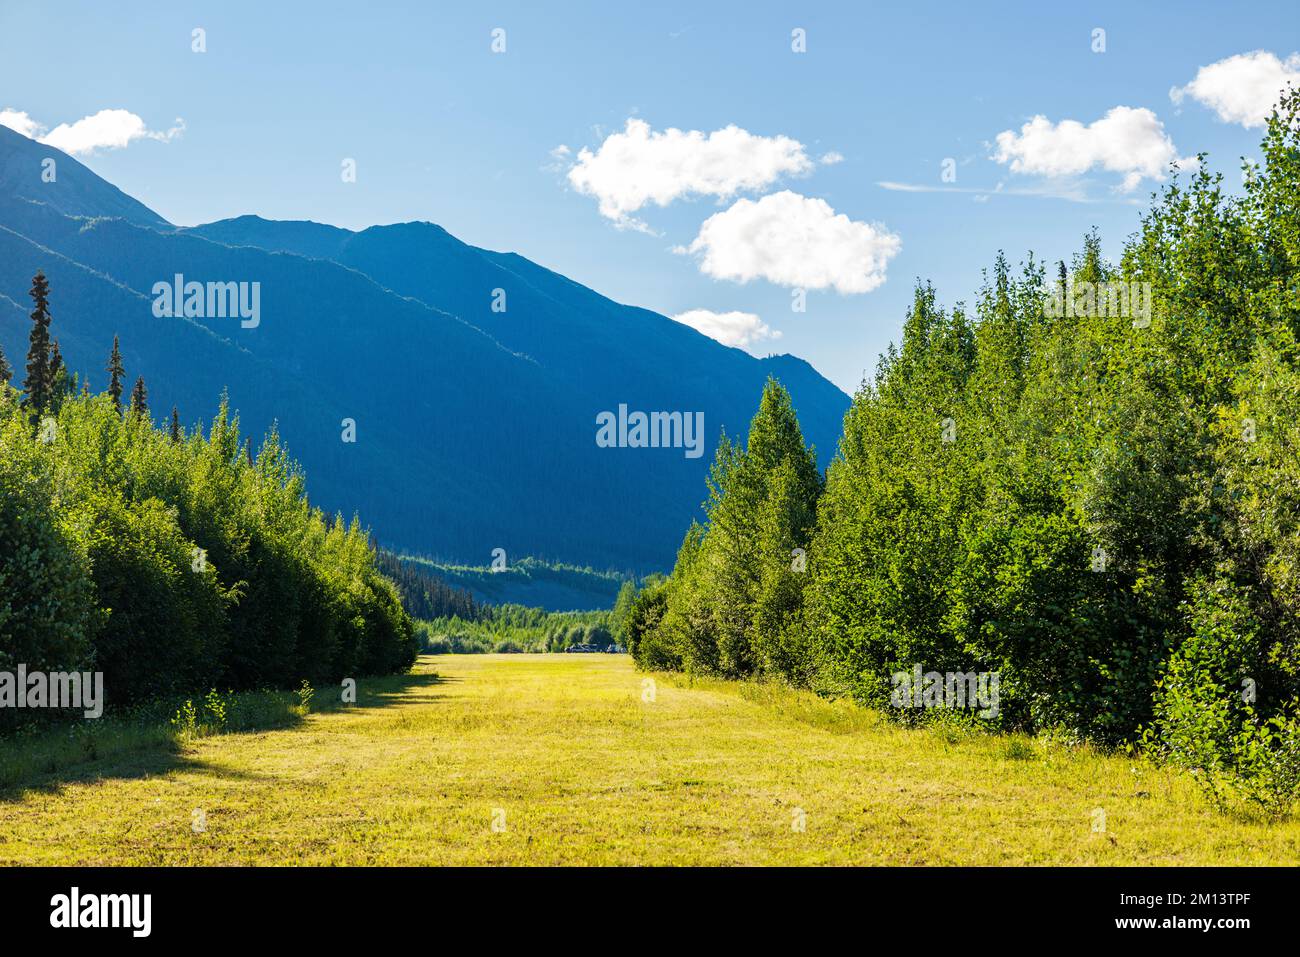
395, 554, 631, 611
375, 551, 631, 654
376, 552, 484, 621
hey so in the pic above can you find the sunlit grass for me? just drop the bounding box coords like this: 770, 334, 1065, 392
0, 654, 1296, 864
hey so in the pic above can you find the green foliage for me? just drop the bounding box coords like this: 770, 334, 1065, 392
171, 698, 199, 737
377, 551, 484, 621
611, 579, 637, 641
625, 575, 674, 669
0, 402, 98, 716
22, 271, 54, 421
397, 554, 632, 612
165, 688, 234, 737
631, 379, 823, 680
415, 603, 618, 654
128, 375, 147, 420
1, 305, 416, 728
204, 688, 229, 729
631, 89, 1300, 817
106, 335, 124, 415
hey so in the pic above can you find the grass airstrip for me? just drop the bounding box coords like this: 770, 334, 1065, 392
1, 654, 1296, 864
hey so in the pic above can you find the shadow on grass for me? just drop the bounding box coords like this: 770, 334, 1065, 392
0, 668, 446, 803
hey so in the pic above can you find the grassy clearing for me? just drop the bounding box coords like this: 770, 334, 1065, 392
0, 654, 1297, 865
0, 689, 311, 796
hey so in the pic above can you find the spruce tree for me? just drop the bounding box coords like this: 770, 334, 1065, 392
0, 341, 11, 386
170, 406, 182, 442
107, 335, 125, 413
23, 271, 53, 418
742, 380, 823, 678
48, 339, 68, 411
49, 339, 65, 382
662, 378, 825, 679
129, 375, 148, 419
752, 457, 820, 680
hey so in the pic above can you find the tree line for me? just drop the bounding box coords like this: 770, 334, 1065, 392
0, 273, 416, 728
376, 551, 485, 622
374, 553, 627, 653
625, 91, 1300, 817
415, 605, 617, 655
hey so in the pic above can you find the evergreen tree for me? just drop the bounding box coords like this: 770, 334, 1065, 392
107, 334, 125, 413
650, 379, 823, 680
751, 456, 821, 681
49, 339, 65, 384
23, 271, 53, 419
129, 375, 148, 419
0, 341, 11, 386
170, 406, 182, 442
697, 433, 760, 676
743, 380, 823, 679
47, 339, 70, 412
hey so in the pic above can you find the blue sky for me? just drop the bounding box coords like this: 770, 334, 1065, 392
2, 0, 1295, 392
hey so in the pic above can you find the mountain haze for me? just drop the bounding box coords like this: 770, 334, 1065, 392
0, 126, 849, 571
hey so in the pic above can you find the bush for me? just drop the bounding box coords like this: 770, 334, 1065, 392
1, 378, 416, 724
0, 403, 97, 727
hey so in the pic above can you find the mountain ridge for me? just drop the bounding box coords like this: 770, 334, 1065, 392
0, 124, 171, 228
0, 126, 850, 571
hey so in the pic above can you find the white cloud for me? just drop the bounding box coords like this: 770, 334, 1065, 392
542, 144, 571, 174
0, 109, 42, 139
566, 118, 813, 229
875, 179, 1141, 205
671, 309, 782, 350
991, 106, 1190, 192
819, 151, 845, 165
0, 107, 184, 155
683, 190, 901, 294
1171, 51, 1300, 128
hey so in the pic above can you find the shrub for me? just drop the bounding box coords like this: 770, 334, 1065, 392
0, 405, 97, 725
1, 378, 415, 726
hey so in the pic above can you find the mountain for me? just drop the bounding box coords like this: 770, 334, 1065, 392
0, 125, 850, 572
182, 216, 851, 444
0, 125, 168, 228
396, 556, 629, 613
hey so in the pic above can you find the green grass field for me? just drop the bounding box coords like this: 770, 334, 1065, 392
1, 654, 1297, 865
